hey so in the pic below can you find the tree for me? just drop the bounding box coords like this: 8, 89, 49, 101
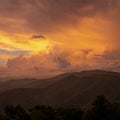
0, 114, 7, 120
5, 105, 31, 120
30, 105, 58, 120
57, 107, 83, 120
82, 96, 120, 120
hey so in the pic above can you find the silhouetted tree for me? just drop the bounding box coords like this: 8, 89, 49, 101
5, 105, 31, 120
3, 96, 120, 120
30, 105, 58, 120
82, 96, 120, 120
57, 107, 83, 120
108, 102, 120, 120
0, 114, 7, 120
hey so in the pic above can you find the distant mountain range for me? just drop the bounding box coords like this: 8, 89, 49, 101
0, 70, 120, 110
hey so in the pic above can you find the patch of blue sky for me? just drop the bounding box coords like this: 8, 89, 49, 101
0, 49, 30, 56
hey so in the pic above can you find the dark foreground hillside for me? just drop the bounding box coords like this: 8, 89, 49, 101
0, 96, 120, 120
0, 70, 120, 110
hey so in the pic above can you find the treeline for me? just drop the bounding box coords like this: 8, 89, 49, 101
0, 96, 120, 120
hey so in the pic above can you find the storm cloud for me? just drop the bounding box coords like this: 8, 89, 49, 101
0, 0, 119, 33
0, 0, 120, 78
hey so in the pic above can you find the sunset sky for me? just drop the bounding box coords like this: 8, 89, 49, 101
0, 0, 120, 78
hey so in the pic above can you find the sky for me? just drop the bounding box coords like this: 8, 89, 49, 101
0, 0, 120, 78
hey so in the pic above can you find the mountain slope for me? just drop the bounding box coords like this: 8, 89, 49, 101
0, 76, 62, 93
0, 70, 120, 110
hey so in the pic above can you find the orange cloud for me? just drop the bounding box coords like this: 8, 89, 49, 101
0, 0, 120, 78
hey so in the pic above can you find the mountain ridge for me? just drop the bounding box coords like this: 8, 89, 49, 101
0, 70, 120, 110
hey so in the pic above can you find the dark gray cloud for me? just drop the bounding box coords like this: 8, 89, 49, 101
0, 0, 119, 33
31, 35, 46, 39
56, 56, 71, 68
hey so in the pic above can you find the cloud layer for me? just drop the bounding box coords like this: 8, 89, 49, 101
0, 0, 120, 78
0, 0, 119, 33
